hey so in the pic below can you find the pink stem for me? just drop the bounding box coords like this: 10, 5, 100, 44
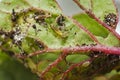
28, 48, 59, 57
40, 49, 68, 77
28, 45, 120, 58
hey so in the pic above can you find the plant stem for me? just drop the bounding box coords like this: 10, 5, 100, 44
28, 45, 120, 58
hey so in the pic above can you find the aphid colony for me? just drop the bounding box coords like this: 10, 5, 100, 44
0, 8, 52, 56
104, 13, 117, 29
87, 53, 120, 75
9, 8, 67, 55
10, 27, 25, 46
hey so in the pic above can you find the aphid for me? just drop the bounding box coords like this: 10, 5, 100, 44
81, 43, 87, 46
74, 32, 77, 35
103, 13, 117, 29
89, 51, 102, 58
56, 15, 65, 27
107, 54, 120, 60
35, 40, 45, 50
32, 24, 37, 35
33, 12, 47, 25
90, 43, 97, 46
20, 50, 28, 57
0, 29, 8, 38
11, 9, 18, 22
32, 24, 37, 29
107, 54, 120, 65
50, 15, 67, 37
2, 49, 15, 57
37, 29, 42, 32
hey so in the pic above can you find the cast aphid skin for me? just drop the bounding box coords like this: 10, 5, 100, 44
56, 14, 65, 27
82, 61, 90, 67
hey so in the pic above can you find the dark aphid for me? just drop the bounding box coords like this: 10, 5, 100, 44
33, 11, 47, 25
107, 54, 120, 60
107, 54, 120, 65
7, 51, 15, 56
81, 43, 87, 46
3, 50, 15, 57
35, 10, 45, 15
90, 43, 97, 46
32, 24, 38, 35
0, 29, 6, 35
35, 40, 45, 50
103, 13, 117, 29
74, 32, 77, 35
11, 9, 18, 22
20, 50, 28, 57
89, 51, 102, 58
37, 29, 42, 31
0, 29, 8, 38
8, 31, 15, 40
34, 15, 45, 22
56, 15, 65, 27
32, 24, 37, 29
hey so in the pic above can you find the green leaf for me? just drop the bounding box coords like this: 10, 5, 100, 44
0, 0, 30, 12
25, 0, 62, 14
0, 51, 38, 80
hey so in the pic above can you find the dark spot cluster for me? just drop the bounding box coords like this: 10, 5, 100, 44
89, 51, 103, 58
0, 29, 25, 57
9, 28, 27, 57
107, 54, 120, 65
104, 13, 117, 29
9, 27, 24, 46
87, 54, 120, 76
80, 43, 97, 47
